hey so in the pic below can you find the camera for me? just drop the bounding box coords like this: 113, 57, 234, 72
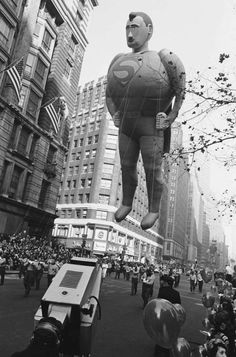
34, 257, 102, 356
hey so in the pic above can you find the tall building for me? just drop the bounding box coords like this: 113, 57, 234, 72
53, 76, 164, 262
162, 122, 190, 263
201, 211, 210, 265
186, 179, 198, 263
193, 153, 228, 265
0, 0, 98, 235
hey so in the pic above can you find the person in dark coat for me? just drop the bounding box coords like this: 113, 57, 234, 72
154, 275, 181, 357
0, 250, 6, 285
22, 258, 36, 297
34, 261, 45, 290
157, 274, 181, 304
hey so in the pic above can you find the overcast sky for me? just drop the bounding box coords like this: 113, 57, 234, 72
80, 0, 236, 85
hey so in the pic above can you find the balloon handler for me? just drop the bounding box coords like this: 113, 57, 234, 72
106, 11, 186, 229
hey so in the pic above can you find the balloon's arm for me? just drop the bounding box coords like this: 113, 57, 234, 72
105, 53, 124, 127
159, 49, 186, 124
105, 95, 116, 117
106, 96, 120, 128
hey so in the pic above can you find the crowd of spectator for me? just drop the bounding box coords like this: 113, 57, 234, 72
0, 232, 75, 271
0, 231, 184, 297
1, 232, 236, 356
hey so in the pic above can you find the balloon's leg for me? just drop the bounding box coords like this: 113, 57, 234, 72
140, 135, 163, 230
116, 133, 139, 222
114, 205, 132, 222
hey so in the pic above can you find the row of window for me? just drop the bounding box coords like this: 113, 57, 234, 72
76, 107, 104, 126
72, 134, 99, 149
79, 85, 106, 111
0, 13, 11, 48
9, 119, 57, 163
59, 208, 88, 219
60, 192, 110, 207
36, 15, 78, 80
63, 176, 112, 191
64, 193, 90, 204
1, 5, 79, 92
81, 163, 94, 173
60, 208, 108, 220
9, 120, 39, 159
0, 161, 51, 208
69, 148, 116, 167
84, 149, 96, 159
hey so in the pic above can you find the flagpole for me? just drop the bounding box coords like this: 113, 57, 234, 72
0, 55, 25, 75
41, 96, 59, 109
35, 96, 59, 115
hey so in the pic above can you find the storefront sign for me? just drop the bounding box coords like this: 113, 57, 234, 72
94, 228, 108, 241
93, 241, 107, 252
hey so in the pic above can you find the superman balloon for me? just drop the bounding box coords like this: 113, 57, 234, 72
106, 12, 186, 229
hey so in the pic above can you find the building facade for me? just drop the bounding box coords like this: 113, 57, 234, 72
53, 76, 164, 262
0, 0, 98, 235
161, 122, 190, 262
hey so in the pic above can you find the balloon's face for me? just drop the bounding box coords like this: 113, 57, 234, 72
126, 16, 150, 51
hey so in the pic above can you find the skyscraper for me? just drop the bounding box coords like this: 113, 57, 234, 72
162, 122, 190, 263
0, 0, 98, 235
54, 76, 164, 262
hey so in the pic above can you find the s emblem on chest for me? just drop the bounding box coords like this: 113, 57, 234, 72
113, 59, 140, 86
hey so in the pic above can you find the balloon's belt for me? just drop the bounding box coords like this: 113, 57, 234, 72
121, 110, 155, 118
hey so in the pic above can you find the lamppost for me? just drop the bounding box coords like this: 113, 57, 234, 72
81, 233, 87, 257
121, 244, 127, 262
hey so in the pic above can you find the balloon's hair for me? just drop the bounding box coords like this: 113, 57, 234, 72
129, 12, 153, 28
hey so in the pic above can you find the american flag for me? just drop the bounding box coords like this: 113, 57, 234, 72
44, 100, 60, 133
6, 57, 24, 101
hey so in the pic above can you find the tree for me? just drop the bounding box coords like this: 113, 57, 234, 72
166, 53, 236, 220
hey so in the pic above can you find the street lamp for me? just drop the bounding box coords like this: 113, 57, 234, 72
81, 233, 87, 257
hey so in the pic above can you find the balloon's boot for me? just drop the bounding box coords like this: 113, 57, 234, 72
141, 212, 159, 230
114, 205, 132, 222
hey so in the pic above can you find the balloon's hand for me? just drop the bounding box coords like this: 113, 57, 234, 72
156, 112, 168, 130
113, 111, 121, 128
156, 111, 179, 130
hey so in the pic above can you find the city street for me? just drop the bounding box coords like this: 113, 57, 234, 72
0, 272, 208, 356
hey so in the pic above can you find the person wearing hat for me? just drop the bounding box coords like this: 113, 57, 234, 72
157, 274, 181, 304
